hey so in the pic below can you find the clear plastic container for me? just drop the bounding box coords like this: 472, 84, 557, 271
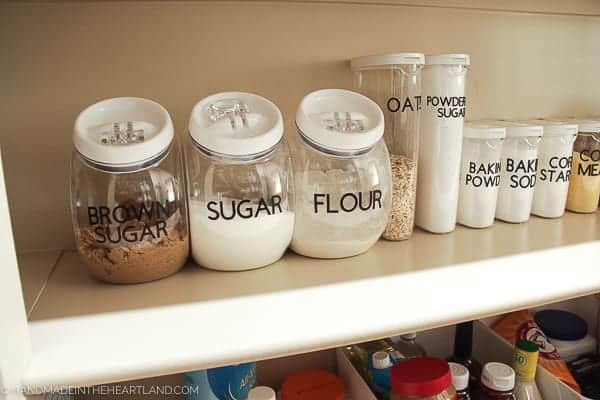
391, 357, 456, 400
494, 122, 543, 223
291, 89, 392, 259
70, 97, 189, 284
185, 92, 294, 271
458, 123, 506, 228
566, 120, 600, 213
522, 120, 577, 219
416, 54, 470, 234
351, 53, 424, 240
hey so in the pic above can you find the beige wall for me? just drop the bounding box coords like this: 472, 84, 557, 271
1, 1, 599, 253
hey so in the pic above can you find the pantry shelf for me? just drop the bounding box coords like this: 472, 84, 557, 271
21, 211, 600, 390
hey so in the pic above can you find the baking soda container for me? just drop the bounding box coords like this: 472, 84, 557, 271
566, 120, 600, 213
292, 89, 391, 259
351, 53, 424, 241
522, 120, 577, 218
458, 123, 505, 229
185, 92, 294, 271
71, 97, 189, 284
416, 54, 470, 233
494, 122, 543, 223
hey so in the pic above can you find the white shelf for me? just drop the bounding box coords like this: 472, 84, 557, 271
18, 212, 600, 390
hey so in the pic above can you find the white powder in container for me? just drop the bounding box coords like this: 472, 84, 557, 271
190, 201, 294, 271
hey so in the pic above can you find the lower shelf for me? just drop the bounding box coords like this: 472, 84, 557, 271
19, 211, 600, 390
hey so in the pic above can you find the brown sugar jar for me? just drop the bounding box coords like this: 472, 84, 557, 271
391, 357, 456, 400
71, 97, 189, 284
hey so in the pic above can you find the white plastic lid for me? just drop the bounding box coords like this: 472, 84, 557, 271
449, 362, 470, 391
372, 351, 393, 370
295, 89, 384, 154
481, 362, 515, 391
188, 92, 283, 157
464, 122, 506, 140
73, 97, 174, 169
247, 386, 276, 400
519, 120, 578, 137
488, 121, 543, 138
350, 53, 425, 70
400, 332, 417, 340
425, 54, 470, 66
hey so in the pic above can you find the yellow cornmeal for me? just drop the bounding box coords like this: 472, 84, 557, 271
566, 151, 600, 213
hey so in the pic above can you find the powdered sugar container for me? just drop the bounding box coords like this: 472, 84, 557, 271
71, 97, 189, 284
291, 89, 391, 259
351, 53, 424, 241
185, 92, 294, 271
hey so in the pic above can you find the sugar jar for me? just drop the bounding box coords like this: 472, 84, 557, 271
185, 92, 294, 271
291, 89, 391, 259
71, 97, 189, 284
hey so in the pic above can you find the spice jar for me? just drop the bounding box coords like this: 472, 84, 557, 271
351, 53, 424, 240
291, 89, 391, 259
522, 120, 578, 218
71, 97, 189, 284
494, 122, 543, 223
477, 362, 516, 400
390, 357, 456, 400
185, 92, 294, 271
458, 123, 506, 229
566, 120, 600, 213
416, 54, 470, 234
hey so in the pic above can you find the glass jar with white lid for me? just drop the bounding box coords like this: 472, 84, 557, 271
71, 97, 189, 284
185, 92, 294, 271
565, 120, 600, 213
493, 121, 543, 223
291, 89, 391, 259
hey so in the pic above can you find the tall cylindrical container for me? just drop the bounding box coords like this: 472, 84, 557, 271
351, 53, 424, 240
416, 54, 470, 233
566, 120, 600, 213
458, 123, 505, 229
495, 122, 543, 223
524, 120, 578, 218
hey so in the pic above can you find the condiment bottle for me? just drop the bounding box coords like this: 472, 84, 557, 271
248, 386, 276, 400
478, 362, 516, 400
281, 370, 344, 400
450, 362, 471, 400
351, 53, 424, 241
449, 322, 480, 385
390, 357, 456, 400
71, 97, 189, 284
185, 92, 294, 271
512, 340, 544, 400
291, 89, 392, 258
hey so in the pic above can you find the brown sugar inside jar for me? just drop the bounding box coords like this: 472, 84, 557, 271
391, 357, 456, 400
71, 97, 189, 284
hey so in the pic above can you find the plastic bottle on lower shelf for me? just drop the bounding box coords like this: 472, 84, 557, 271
370, 351, 393, 399
512, 340, 544, 400
389, 333, 427, 359
184, 362, 256, 400
248, 386, 277, 400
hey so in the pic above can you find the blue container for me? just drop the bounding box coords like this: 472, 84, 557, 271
184, 362, 256, 400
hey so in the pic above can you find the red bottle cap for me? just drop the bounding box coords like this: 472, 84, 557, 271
391, 357, 453, 397
281, 370, 344, 400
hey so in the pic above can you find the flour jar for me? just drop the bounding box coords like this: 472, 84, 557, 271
521, 120, 577, 218
565, 120, 600, 213
185, 92, 294, 271
494, 122, 543, 223
71, 97, 189, 284
457, 123, 505, 228
291, 89, 391, 259
351, 53, 424, 241
416, 54, 470, 233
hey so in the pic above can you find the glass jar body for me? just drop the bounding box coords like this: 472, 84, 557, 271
391, 387, 456, 400
290, 137, 391, 259
70, 140, 189, 283
185, 136, 295, 271
458, 137, 504, 228
476, 385, 515, 400
353, 65, 421, 240
532, 134, 576, 218
566, 132, 600, 213
496, 136, 541, 223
